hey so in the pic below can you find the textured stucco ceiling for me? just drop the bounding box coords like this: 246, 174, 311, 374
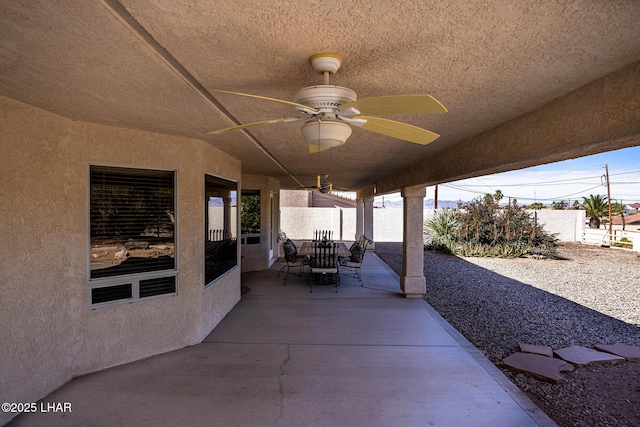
1, 0, 639, 193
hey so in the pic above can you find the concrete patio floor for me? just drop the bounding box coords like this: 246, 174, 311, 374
9, 253, 556, 426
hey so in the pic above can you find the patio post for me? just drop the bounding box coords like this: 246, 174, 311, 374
355, 197, 364, 241
363, 196, 375, 250
400, 185, 426, 298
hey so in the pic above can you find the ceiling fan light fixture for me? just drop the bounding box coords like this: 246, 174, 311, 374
300, 120, 352, 148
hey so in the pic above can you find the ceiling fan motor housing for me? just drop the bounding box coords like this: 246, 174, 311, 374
295, 85, 357, 148
294, 85, 357, 112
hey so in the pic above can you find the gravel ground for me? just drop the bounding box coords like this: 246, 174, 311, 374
374, 242, 640, 427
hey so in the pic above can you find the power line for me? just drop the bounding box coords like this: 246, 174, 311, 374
440, 161, 640, 203
440, 182, 611, 203
459, 170, 640, 188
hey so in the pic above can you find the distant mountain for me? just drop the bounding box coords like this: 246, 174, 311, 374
374, 199, 462, 209
426, 199, 462, 209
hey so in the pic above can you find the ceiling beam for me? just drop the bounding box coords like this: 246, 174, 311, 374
96, 0, 305, 189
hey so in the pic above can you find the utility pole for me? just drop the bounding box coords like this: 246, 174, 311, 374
605, 164, 613, 244
434, 184, 438, 209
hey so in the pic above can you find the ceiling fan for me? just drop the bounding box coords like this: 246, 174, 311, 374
207, 53, 447, 153
311, 175, 338, 194
299, 175, 352, 194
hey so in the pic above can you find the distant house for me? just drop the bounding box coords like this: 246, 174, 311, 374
613, 212, 640, 227
625, 203, 640, 216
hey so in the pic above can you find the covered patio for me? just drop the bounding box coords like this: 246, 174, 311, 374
9, 253, 554, 426
1, 1, 639, 425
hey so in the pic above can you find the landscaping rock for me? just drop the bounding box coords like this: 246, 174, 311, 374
115, 249, 129, 259
594, 343, 640, 361
501, 352, 574, 383
554, 345, 626, 366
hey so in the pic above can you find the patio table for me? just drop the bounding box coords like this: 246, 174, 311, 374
298, 241, 351, 257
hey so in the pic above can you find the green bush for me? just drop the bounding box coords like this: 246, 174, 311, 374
424, 192, 558, 258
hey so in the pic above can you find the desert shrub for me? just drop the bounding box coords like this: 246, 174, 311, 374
424, 192, 558, 258
457, 242, 493, 257
427, 238, 458, 255
612, 237, 633, 249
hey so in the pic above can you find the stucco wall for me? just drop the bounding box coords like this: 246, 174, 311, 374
281, 207, 404, 242
280, 189, 310, 207
281, 207, 584, 243
528, 209, 585, 242
0, 96, 242, 425
281, 207, 346, 240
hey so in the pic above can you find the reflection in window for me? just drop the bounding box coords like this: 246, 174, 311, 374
89, 165, 176, 307
205, 174, 238, 285
241, 190, 261, 245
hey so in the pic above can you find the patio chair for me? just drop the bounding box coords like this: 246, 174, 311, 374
278, 238, 309, 285
308, 242, 339, 293
276, 230, 288, 244
312, 229, 333, 242
339, 236, 372, 286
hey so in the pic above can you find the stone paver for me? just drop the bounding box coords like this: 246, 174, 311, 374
520, 343, 554, 358
554, 345, 626, 366
501, 352, 574, 383
594, 343, 640, 361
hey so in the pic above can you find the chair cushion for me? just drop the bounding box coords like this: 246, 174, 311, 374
283, 239, 298, 263
339, 260, 359, 268
350, 242, 365, 263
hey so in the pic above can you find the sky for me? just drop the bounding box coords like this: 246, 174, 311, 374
369, 145, 640, 206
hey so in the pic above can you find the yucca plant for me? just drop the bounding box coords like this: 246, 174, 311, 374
425, 209, 460, 238
424, 210, 460, 254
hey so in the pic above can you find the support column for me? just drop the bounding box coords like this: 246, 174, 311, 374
355, 198, 364, 241
363, 196, 375, 250
400, 185, 426, 298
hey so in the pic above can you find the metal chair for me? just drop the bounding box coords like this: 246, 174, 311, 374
278, 238, 309, 285
312, 230, 333, 242
308, 242, 339, 292
339, 236, 372, 286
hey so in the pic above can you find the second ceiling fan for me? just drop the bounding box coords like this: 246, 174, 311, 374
207, 53, 447, 152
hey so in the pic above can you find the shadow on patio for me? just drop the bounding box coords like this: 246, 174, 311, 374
8, 253, 555, 427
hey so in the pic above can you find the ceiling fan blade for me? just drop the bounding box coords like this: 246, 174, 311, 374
340, 95, 447, 116
210, 89, 318, 114
309, 144, 331, 153
355, 116, 441, 145
207, 117, 302, 135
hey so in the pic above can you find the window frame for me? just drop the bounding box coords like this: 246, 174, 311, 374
87, 163, 178, 309
204, 173, 239, 288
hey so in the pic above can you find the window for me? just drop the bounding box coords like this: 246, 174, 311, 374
205, 174, 238, 286
89, 165, 176, 307
241, 190, 261, 245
